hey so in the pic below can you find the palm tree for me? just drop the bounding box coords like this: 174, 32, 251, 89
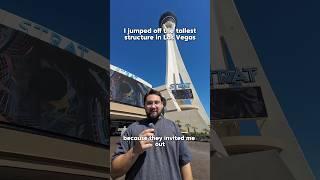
192, 126, 198, 133
175, 120, 181, 128
203, 128, 209, 135
185, 123, 191, 133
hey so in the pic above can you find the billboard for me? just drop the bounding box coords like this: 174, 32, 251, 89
0, 24, 109, 146
211, 87, 267, 120
110, 68, 151, 107
171, 89, 194, 99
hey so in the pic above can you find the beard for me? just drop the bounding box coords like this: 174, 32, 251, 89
146, 110, 162, 120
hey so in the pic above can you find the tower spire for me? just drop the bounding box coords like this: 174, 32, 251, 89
156, 12, 209, 132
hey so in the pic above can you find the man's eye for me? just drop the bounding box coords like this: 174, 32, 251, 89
146, 101, 161, 105
146, 102, 154, 105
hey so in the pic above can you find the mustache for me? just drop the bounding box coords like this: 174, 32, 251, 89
146, 110, 161, 119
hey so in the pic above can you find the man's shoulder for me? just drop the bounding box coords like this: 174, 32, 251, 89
161, 117, 180, 131
124, 119, 149, 135
126, 121, 139, 128
162, 117, 177, 125
124, 117, 178, 131
126, 121, 142, 131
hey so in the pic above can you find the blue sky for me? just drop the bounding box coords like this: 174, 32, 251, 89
111, 0, 210, 116
1, 0, 318, 178
0, 1, 108, 57
235, 0, 320, 178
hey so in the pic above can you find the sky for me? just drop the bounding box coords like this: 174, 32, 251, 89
110, 0, 211, 116
0, 0, 108, 57
235, 0, 320, 178
0, 0, 318, 178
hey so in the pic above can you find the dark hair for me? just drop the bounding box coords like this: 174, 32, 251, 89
144, 89, 167, 107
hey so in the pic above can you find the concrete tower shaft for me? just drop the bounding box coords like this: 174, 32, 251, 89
157, 12, 209, 132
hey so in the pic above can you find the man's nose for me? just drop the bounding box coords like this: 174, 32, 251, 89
150, 103, 157, 108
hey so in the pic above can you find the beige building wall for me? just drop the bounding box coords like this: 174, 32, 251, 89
0, 127, 109, 179
212, 150, 296, 180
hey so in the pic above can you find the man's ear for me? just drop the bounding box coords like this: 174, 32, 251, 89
161, 97, 166, 115
161, 97, 167, 107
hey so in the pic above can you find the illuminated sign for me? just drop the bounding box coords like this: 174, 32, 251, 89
110, 69, 151, 107
0, 23, 108, 146
211, 67, 257, 85
110, 65, 152, 87
211, 87, 267, 120
18, 20, 89, 58
170, 83, 191, 90
172, 89, 194, 99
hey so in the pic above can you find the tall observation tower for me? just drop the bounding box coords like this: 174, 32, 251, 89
155, 12, 209, 133
211, 0, 315, 180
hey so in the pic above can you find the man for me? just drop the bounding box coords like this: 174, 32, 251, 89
111, 89, 193, 180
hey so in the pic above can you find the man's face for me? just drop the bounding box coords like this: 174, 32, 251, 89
144, 94, 164, 120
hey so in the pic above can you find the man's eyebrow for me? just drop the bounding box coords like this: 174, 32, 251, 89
146, 100, 161, 102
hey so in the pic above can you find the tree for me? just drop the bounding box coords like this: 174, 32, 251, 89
185, 123, 191, 133
175, 120, 181, 128
203, 128, 209, 135
192, 126, 198, 133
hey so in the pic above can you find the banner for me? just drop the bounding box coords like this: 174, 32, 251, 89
110, 69, 150, 107
211, 87, 267, 120
0, 24, 108, 145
